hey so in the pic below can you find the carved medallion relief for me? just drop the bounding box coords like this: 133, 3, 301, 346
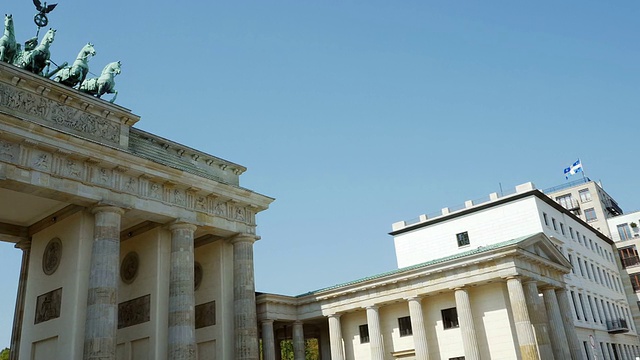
120, 252, 139, 284
42, 237, 62, 275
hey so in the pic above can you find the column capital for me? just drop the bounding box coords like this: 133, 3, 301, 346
169, 222, 197, 232
229, 233, 258, 245
405, 296, 422, 302
327, 313, 342, 319
452, 285, 467, 292
262, 319, 275, 325
91, 205, 125, 216
14, 239, 32, 251
293, 320, 303, 325
364, 304, 379, 311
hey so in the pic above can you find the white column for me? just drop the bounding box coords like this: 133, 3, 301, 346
522, 281, 554, 359
9, 239, 31, 360
541, 287, 571, 360
83, 206, 124, 360
366, 306, 385, 360
261, 320, 276, 360
168, 223, 197, 360
231, 234, 259, 360
555, 288, 582, 360
328, 314, 345, 360
454, 287, 480, 360
292, 321, 305, 360
407, 297, 429, 360
506, 277, 539, 360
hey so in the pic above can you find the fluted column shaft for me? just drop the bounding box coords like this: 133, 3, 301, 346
541, 288, 571, 360
366, 306, 385, 360
232, 235, 259, 360
555, 288, 582, 360
9, 239, 31, 360
84, 206, 124, 360
328, 314, 345, 360
454, 287, 480, 360
407, 297, 429, 360
292, 321, 305, 360
506, 277, 539, 360
168, 223, 197, 360
523, 281, 554, 359
261, 320, 276, 360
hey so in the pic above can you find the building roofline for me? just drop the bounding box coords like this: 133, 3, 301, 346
389, 188, 613, 245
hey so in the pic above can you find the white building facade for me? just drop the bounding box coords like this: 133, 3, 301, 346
257, 183, 640, 360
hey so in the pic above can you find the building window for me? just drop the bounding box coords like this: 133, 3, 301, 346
568, 254, 575, 274
576, 231, 581, 244
398, 316, 412, 337
552, 218, 558, 231
543, 213, 549, 226
560, 223, 565, 235
618, 224, 633, 241
456, 232, 470, 247
619, 246, 640, 269
585, 208, 597, 222
629, 273, 640, 293
570, 227, 575, 239
578, 293, 589, 322
359, 324, 369, 343
579, 189, 592, 202
449, 357, 465, 360
570, 291, 581, 320
556, 194, 575, 210
441, 307, 459, 329
577, 257, 585, 277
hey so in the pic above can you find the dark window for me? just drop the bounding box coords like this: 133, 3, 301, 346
359, 324, 369, 343
543, 213, 549, 226
398, 316, 412, 337
442, 307, 459, 329
630, 273, 640, 293
560, 223, 565, 235
449, 357, 465, 360
620, 246, 640, 269
456, 232, 470, 247
552, 218, 558, 231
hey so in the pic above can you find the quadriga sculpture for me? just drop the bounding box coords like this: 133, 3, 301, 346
19, 27, 55, 75
0, 14, 17, 63
80, 61, 120, 103
53, 42, 95, 87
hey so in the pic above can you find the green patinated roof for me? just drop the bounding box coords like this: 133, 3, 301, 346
296, 233, 537, 298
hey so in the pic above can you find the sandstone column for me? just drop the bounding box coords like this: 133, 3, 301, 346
231, 234, 259, 360
9, 239, 31, 360
555, 288, 582, 360
84, 206, 124, 360
407, 297, 429, 360
366, 306, 385, 360
261, 320, 276, 360
168, 223, 197, 360
454, 287, 480, 360
522, 281, 553, 359
541, 287, 571, 360
506, 277, 539, 360
292, 321, 305, 360
328, 314, 345, 360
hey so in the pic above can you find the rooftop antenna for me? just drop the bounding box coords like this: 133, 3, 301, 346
32, 0, 57, 37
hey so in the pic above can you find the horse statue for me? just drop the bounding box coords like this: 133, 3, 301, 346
53, 43, 96, 87
0, 14, 17, 63
79, 61, 121, 103
19, 28, 55, 75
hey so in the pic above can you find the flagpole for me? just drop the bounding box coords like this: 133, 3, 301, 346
580, 159, 587, 181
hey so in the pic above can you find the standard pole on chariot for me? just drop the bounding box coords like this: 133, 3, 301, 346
32, 0, 57, 37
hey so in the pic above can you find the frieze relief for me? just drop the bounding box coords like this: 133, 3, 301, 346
118, 294, 150, 329
35, 287, 62, 324
0, 83, 121, 145
0, 139, 19, 161
0, 139, 256, 226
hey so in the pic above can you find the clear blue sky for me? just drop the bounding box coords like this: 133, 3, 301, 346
1, 0, 639, 347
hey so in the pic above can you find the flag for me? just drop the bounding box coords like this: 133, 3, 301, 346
563, 159, 583, 179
